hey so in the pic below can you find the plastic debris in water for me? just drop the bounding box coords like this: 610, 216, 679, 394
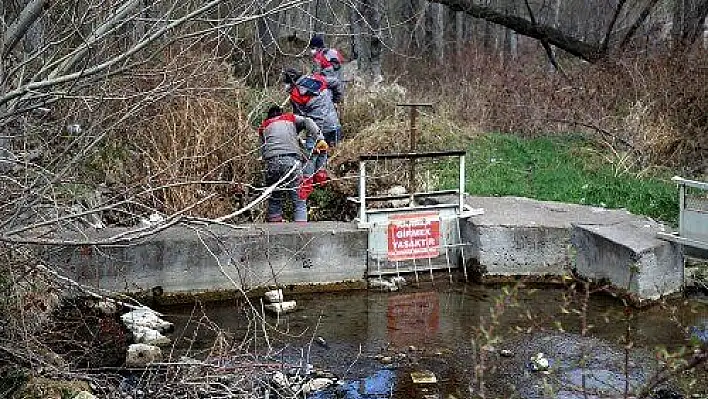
410, 370, 437, 384
528, 352, 550, 373
315, 336, 329, 349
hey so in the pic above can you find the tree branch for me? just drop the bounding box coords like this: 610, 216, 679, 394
523, 0, 566, 77
618, 0, 660, 50
680, 0, 708, 48
47, 0, 142, 79
602, 0, 626, 52
429, 0, 604, 62
2, 0, 48, 59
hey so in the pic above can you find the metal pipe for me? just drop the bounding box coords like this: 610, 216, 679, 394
459, 155, 466, 211
359, 160, 367, 225
679, 181, 685, 236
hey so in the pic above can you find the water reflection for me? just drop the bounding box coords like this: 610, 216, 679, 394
159, 284, 708, 398
310, 369, 396, 399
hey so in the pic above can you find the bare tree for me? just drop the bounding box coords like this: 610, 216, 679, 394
352, 0, 383, 83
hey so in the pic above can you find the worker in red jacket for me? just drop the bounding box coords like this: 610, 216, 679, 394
258, 105, 325, 222
283, 68, 342, 185
309, 35, 344, 83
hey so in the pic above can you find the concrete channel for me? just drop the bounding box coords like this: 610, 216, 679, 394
53, 195, 684, 305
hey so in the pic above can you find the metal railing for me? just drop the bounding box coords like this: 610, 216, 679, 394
353, 150, 471, 281
356, 150, 466, 226
657, 176, 708, 251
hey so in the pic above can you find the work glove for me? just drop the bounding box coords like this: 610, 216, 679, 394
298, 176, 314, 200
314, 169, 329, 186
315, 139, 329, 154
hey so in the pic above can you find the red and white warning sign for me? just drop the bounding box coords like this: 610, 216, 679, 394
387, 212, 441, 261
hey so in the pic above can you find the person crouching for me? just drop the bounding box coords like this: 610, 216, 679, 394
258, 105, 325, 222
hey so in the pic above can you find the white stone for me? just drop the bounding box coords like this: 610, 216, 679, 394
95, 300, 118, 315
73, 391, 96, 399
390, 276, 407, 288
121, 307, 173, 333
302, 378, 333, 394
272, 371, 289, 389
369, 278, 398, 291
530, 352, 549, 371
139, 213, 165, 227
126, 343, 162, 367
387, 185, 410, 208
264, 289, 284, 303
264, 301, 297, 314
131, 325, 171, 346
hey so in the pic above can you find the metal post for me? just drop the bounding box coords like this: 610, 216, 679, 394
359, 160, 367, 225
409, 105, 418, 195
396, 103, 433, 196
459, 155, 466, 211
678, 182, 685, 236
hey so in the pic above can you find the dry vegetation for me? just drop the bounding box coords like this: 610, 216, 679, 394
392, 46, 707, 176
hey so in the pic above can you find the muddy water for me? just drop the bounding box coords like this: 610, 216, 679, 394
158, 283, 708, 398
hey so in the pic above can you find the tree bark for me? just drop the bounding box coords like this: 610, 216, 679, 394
618, 0, 661, 50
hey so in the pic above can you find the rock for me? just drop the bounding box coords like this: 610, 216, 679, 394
131, 326, 171, 346
95, 300, 118, 315
500, 349, 514, 357
272, 371, 289, 390
121, 307, 174, 333
139, 213, 165, 227
73, 391, 97, 399
314, 336, 329, 349
264, 300, 297, 314
390, 276, 407, 288
689, 323, 708, 344
264, 289, 284, 303
394, 353, 407, 362
387, 186, 410, 208
126, 343, 162, 367
411, 370, 437, 384
369, 278, 398, 291
302, 378, 334, 394
379, 356, 393, 364
529, 352, 550, 372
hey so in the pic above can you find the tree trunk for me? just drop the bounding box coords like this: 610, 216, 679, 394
357, 0, 382, 84
349, 5, 362, 61
455, 11, 465, 56
430, 3, 446, 62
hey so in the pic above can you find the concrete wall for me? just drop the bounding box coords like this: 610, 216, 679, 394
54, 222, 368, 294
47, 195, 685, 304
572, 222, 684, 301
462, 223, 570, 277
460, 196, 684, 302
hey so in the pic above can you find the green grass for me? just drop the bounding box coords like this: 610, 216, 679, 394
440, 134, 678, 224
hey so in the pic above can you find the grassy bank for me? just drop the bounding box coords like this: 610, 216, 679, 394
440, 134, 679, 224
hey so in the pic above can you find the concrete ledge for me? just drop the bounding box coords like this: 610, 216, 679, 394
461, 196, 684, 302
47, 195, 686, 304
54, 222, 368, 295
572, 221, 684, 302
461, 197, 639, 277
